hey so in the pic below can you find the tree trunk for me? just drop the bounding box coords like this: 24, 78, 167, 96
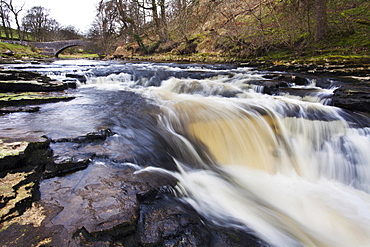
314, 0, 328, 42
0, 2, 10, 39
7, 0, 24, 40
14, 13, 22, 40
158, 0, 167, 42
151, 0, 160, 31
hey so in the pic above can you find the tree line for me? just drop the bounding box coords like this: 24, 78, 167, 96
0, 0, 82, 41
1, 0, 369, 57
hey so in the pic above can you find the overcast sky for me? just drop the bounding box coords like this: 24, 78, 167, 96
10, 0, 100, 33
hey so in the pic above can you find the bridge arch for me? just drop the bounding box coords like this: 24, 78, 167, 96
2, 40, 101, 57
24, 40, 97, 57
55, 44, 84, 57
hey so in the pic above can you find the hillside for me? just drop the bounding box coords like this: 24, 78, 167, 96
112, 0, 370, 64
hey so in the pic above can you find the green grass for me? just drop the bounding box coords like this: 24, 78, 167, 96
0, 42, 41, 58
58, 53, 100, 59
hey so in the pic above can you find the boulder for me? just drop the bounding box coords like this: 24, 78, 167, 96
2, 50, 15, 56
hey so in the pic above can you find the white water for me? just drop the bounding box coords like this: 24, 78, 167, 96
70, 62, 370, 246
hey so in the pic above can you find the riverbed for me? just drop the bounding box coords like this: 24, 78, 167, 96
1, 59, 370, 246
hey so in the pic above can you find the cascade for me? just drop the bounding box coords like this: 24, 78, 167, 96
4, 60, 369, 246
136, 75, 370, 246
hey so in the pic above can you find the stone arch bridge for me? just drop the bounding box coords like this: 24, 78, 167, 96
30, 40, 95, 57
5, 40, 96, 57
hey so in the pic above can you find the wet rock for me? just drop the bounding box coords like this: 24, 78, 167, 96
0, 92, 75, 107
0, 80, 67, 92
65, 73, 87, 84
293, 75, 308, 85
0, 144, 266, 247
136, 184, 267, 247
247, 59, 369, 78
0, 136, 52, 224
0, 69, 67, 92
0, 171, 38, 224
0, 136, 52, 173
44, 154, 93, 178
0, 105, 40, 114
259, 80, 288, 95
0, 136, 50, 225
137, 189, 212, 246
0, 69, 75, 109
39, 163, 144, 246
62, 78, 78, 89
266, 64, 290, 71
44, 129, 116, 178
314, 77, 335, 89
261, 73, 286, 80
52, 128, 115, 144
0, 202, 72, 247
332, 81, 370, 113
0, 69, 47, 82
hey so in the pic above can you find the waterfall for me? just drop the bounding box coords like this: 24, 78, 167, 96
76, 61, 370, 246
136, 76, 370, 246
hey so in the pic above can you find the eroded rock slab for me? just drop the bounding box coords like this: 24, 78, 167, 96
37, 162, 179, 246
0, 69, 67, 92
0, 80, 66, 92
0, 92, 75, 107
0, 69, 74, 108
0, 171, 36, 223
0, 137, 52, 173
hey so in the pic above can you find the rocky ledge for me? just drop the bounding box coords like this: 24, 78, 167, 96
0, 69, 75, 113
0, 70, 67, 92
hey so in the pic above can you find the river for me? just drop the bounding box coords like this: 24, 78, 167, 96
1, 59, 370, 246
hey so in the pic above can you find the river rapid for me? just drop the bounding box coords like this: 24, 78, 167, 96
2, 59, 370, 246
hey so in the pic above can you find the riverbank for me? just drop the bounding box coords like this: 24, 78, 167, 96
114, 52, 370, 75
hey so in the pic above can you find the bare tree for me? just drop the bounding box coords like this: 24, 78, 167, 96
58, 25, 82, 40
22, 6, 60, 41
0, 0, 11, 38
88, 0, 119, 55
134, 0, 168, 41
3, 0, 24, 40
